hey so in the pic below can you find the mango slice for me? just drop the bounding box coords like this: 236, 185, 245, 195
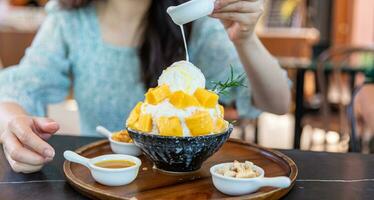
145, 85, 171, 105
126, 102, 143, 129
194, 88, 219, 108
169, 91, 200, 109
136, 113, 153, 133
156, 116, 183, 137
218, 104, 224, 118
185, 111, 214, 136
214, 118, 227, 133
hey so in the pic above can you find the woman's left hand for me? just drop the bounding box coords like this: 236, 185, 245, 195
211, 0, 264, 44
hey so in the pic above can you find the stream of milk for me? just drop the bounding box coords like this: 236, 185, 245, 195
179, 25, 189, 62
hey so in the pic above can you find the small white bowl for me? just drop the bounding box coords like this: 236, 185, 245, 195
210, 163, 291, 196
64, 151, 141, 186
96, 126, 142, 156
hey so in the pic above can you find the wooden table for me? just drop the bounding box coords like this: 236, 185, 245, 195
0, 135, 373, 200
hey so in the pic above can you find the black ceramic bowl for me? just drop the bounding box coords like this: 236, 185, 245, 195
127, 125, 233, 172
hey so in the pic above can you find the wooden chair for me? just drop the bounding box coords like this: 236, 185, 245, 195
316, 46, 374, 152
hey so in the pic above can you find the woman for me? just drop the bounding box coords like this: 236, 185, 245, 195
0, 0, 290, 173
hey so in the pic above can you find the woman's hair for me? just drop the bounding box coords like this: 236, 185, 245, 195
59, 0, 192, 88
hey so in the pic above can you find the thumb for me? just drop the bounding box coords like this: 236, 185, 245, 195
33, 118, 60, 134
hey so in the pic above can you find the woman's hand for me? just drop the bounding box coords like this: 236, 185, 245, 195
0, 115, 59, 173
211, 0, 264, 44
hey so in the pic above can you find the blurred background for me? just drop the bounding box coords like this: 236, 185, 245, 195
0, 0, 373, 153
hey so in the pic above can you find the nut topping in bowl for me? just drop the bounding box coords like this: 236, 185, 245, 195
210, 161, 291, 196
216, 160, 260, 178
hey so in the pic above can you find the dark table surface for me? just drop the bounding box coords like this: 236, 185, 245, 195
0, 135, 373, 200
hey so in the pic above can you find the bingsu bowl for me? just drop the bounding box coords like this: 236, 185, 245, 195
126, 61, 232, 172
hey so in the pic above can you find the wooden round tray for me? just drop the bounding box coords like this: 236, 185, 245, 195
63, 139, 298, 200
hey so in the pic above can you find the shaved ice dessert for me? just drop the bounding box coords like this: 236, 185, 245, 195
126, 61, 228, 137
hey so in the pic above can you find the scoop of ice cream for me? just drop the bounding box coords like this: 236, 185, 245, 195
158, 61, 205, 95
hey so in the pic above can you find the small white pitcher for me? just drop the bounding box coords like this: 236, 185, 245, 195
167, 0, 216, 25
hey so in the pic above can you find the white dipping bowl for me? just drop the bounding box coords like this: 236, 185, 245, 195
108, 136, 142, 156
87, 154, 141, 186
210, 163, 291, 196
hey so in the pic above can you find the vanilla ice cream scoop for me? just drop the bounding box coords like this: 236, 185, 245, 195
158, 61, 205, 95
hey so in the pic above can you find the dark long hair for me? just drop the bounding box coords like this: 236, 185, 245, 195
59, 0, 191, 88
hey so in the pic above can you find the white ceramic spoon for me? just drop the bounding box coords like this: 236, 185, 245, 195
167, 0, 216, 25
96, 126, 142, 156
64, 150, 141, 186
96, 126, 114, 138
210, 163, 292, 196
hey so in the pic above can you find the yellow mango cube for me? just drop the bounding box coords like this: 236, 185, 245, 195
185, 111, 214, 136
126, 102, 143, 129
145, 85, 171, 105
218, 105, 224, 118
136, 113, 153, 133
129, 122, 139, 131
214, 118, 227, 133
194, 88, 219, 108
169, 91, 200, 109
156, 116, 183, 137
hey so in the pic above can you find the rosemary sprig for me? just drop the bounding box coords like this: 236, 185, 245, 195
211, 65, 247, 95
228, 120, 238, 125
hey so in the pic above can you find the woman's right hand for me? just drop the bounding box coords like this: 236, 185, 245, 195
0, 115, 59, 173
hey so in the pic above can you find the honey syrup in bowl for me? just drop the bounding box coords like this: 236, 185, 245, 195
95, 160, 135, 169
64, 151, 142, 186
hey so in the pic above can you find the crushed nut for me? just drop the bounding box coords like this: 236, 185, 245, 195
216, 160, 260, 178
